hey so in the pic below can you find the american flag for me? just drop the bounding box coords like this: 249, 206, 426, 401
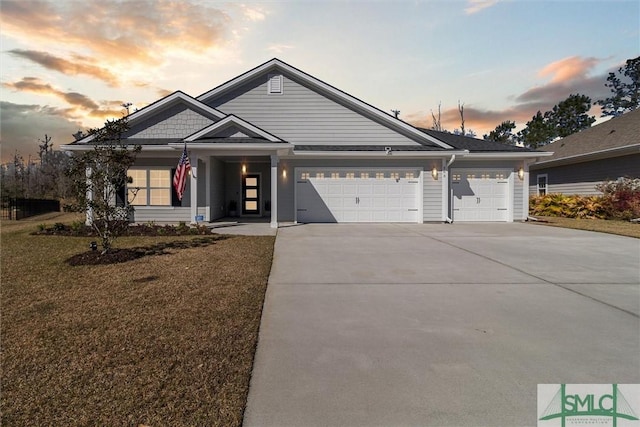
173, 143, 191, 201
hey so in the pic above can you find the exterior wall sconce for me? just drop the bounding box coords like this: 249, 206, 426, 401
518, 167, 524, 180
242, 164, 247, 174
282, 168, 287, 179
431, 166, 438, 180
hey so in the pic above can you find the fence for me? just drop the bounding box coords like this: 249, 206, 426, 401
1, 198, 61, 220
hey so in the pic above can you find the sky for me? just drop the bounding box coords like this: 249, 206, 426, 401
1, 0, 638, 163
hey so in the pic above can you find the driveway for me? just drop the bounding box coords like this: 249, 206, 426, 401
243, 223, 640, 427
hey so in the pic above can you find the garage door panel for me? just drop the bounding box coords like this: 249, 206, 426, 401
296, 169, 421, 223
452, 169, 510, 222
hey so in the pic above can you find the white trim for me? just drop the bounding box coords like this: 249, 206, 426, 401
462, 152, 553, 160
536, 173, 548, 196
72, 92, 226, 144
290, 150, 469, 158
197, 59, 454, 150
170, 143, 292, 151
184, 115, 283, 142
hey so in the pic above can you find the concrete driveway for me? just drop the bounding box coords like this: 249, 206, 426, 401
243, 223, 640, 427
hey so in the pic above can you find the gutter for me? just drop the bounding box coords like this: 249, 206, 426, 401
444, 154, 456, 223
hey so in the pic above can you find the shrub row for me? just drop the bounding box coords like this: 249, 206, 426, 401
530, 178, 640, 221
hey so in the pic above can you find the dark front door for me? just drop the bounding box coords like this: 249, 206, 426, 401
242, 174, 260, 215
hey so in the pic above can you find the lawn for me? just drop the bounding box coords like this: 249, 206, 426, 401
1, 213, 275, 426
529, 216, 640, 238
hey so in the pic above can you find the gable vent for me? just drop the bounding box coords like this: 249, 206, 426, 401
268, 74, 283, 95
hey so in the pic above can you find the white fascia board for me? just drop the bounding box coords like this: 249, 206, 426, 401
531, 144, 640, 167
290, 150, 468, 158
184, 115, 282, 142
73, 91, 226, 145
462, 152, 554, 160
169, 143, 293, 150
197, 59, 453, 150
61, 144, 177, 152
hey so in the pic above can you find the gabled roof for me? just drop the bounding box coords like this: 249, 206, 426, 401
184, 114, 283, 142
197, 58, 453, 150
71, 91, 226, 144
533, 108, 640, 166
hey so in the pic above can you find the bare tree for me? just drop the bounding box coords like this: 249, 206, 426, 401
458, 100, 465, 137
431, 102, 443, 131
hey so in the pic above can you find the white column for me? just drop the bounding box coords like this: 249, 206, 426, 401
522, 161, 531, 220
440, 158, 448, 222
190, 153, 198, 225
270, 154, 278, 229
85, 166, 94, 226
203, 156, 211, 222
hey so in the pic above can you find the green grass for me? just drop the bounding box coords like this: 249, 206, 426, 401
530, 216, 640, 238
1, 213, 275, 426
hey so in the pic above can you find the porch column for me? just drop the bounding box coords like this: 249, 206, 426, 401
190, 153, 198, 225
203, 156, 211, 222
270, 154, 278, 229
522, 160, 532, 220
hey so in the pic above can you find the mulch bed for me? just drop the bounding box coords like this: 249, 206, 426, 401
33, 222, 212, 237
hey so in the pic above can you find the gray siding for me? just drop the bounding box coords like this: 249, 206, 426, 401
530, 154, 640, 196
513, 177, 524, 220
127, 103, 214, 139
224, 161, 272, 218
206, 73, 422, 147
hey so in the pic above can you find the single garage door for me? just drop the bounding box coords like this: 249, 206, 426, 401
451, 169, 511, 222
296, 168, 422, 223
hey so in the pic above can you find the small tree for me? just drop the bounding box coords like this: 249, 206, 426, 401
597, 56, 640, 117
548, 93, 595, 138
67, 116, 141, 253
484, 120, 516, 145
517, 111, 556, 149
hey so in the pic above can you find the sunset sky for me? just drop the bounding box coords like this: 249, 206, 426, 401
1, 0, 638, 162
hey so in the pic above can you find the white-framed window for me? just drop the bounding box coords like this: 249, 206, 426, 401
300, 172, 310, 180
267, 74, 283, 95
345, 172, 355, 179
360, 172, 369, 179
390, 172, 400, 180
315, 172, 325, 179
405, 172, 415, 179
537, 174, 548, 196
376, 172, 385, 179
128, 168, 172, 206
331, 172, 340, 179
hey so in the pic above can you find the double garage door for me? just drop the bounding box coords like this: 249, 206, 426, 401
296, 168, 422, 223
451, 169, 511, 222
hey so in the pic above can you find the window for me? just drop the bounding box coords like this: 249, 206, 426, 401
376, 172, 385, 179
345, 172, 355, 179
390, 172, 400, 180
315, 172, 325, 179
405, 172, 414, 179
331, 172, 340, 179
452, 174, 461, 181
301, 172, 310, 180
268, 74, 283, 94
128, 169, 172, 206
537, 174, 548, 196
360, 172, 369, 179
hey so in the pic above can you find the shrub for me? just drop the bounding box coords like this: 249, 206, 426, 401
596, 177, 640, 220
529, 194, 607, 219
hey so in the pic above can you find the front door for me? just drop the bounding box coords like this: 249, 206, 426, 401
242, 174, 260, 215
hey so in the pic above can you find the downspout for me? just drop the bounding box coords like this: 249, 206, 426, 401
444, 155, 456, 223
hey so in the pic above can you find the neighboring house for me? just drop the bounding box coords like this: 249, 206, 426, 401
530, 108, 640, 196
63, 58, 551, 227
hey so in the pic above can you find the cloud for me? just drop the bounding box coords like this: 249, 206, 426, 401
267, 44, 294, 54
406, 56, 612, 135
0, 0, 233, 68
0, 101, 84, 162
465, 0, 500, 15
538, 56, 600, 84
3, 77, 124, 120
8, 49, 121, 86
241, 5, 266, 21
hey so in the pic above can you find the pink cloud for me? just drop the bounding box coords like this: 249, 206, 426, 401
538, 56, 600, 83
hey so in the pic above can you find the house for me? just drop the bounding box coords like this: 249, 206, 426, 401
530, 108, 640, 196
63, 58, 551, 227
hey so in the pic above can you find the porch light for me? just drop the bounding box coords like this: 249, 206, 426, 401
242, 164, 247, 174
518, 167, 524, 180
282, 168, 287, 179
431, 166, 438, 180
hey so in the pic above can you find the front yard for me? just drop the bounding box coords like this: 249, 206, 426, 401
1, 213, 274, 426
529, 216, 640, 238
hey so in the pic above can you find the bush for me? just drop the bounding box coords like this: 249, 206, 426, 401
596, 177, 640, 220
529, 194, 607, 219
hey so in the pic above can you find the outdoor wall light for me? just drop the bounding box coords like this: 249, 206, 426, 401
518, 167, 525, 180
431, 166, 438, 180
242, 164, 247, 174
282, 168, 287, 178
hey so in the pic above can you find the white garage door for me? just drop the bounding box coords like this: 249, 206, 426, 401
296, 168, 422, 223
451, 169, 511, 222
